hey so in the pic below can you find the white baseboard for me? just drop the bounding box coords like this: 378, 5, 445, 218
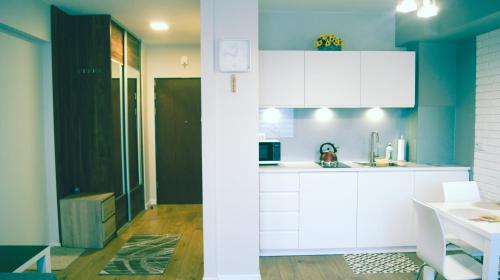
219, 274, 261, 280
204, 274, 261, 280
145, 199, 157, 209
48, 242, 61, 247
260, 246, 416, 257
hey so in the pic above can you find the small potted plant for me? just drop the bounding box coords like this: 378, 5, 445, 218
314, 34, 344, 51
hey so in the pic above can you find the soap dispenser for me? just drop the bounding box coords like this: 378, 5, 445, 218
385, 143, 393, 160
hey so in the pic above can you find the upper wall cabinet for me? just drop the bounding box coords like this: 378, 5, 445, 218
259, 51, 305, 107
360, 51, 415, 108
305, 51, 361, 108
258, 51, 415, 108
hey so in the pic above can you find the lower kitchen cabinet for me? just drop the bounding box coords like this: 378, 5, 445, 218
259, 173, 300, 250
357, 172, 415, 248
299, 173, 358, 249
414, 171, 469, 202
260, 231, 298, 250
259, 167, 470, 254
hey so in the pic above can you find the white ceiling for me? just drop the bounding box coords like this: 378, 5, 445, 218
43, 0, 200, 45
259, 0, 396, 13
42, 0, 395, 44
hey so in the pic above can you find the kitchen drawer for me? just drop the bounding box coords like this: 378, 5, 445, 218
260, 173, 299, 192
260, 212, 298, 231
103, 215, 116, 243
101, 196, 116, 221
260, 231, 298, 250
260, 193, 299, 212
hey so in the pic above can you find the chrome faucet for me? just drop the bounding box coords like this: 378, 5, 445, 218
369, 131, 379, 166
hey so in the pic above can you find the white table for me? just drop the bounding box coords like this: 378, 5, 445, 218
0, 245, 51, 273
428, 202, 500, 280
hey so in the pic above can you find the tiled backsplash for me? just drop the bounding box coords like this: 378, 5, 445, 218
260, 108, 412, 161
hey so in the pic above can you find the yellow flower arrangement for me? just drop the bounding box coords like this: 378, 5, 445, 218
314, 33, 344, 50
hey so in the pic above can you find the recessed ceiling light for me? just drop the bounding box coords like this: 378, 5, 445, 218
417, 0, 439, 18
150, 22, 169, 31
396, 0, 417, 13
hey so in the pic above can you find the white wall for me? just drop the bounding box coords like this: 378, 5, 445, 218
0, 0, 58, 246
201, 0, 260, 279
142, 44, 201, 204
0, 31, 56, 245
0, 0, 51, 41
474, 28, 500, 201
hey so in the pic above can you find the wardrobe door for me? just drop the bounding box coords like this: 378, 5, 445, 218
110, 21, 128, 230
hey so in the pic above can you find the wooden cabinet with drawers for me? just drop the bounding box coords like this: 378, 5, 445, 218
60, 193, 116, 248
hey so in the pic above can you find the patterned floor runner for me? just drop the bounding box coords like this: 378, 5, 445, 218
100, 234, 180, 275
344, 253, 419, 274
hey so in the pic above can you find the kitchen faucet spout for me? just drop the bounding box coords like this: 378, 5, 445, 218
369, 131, 379, 166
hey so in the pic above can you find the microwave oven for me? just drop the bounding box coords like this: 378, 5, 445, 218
259, 140, 281, 165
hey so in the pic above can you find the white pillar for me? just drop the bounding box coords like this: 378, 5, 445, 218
201, 0, 260, 279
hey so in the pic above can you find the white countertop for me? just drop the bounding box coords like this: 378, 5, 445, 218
259, 161, 470, 173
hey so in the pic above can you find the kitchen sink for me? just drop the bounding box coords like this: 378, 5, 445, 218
352, 161, 406, 167
315, 161, 351, 168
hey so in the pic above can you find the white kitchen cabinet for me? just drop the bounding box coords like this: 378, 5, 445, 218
357, 171, 416, 247
259, 51, 305, 107
260, 231, 298, 250
414, 171, 469, 202
260, 173, 300, 192
259, 172, 300, 251
260, 193, 299, 212
304, 51, 361, 107
260, 212, 299, 231
299, 173, 358, 249
361, 51, 415, 108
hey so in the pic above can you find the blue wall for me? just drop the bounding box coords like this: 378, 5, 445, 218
258, 5, 482, 165
407, 42, 458, 164
260, 11, 400, 51
455, 38, 476, 175
258, 10, 414, 161
396, 1, 493, 166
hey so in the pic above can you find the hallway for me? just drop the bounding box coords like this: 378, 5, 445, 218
55, 205, 203, 280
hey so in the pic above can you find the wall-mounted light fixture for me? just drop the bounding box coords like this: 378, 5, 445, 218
262, 107, 281, 124
366, 107, 385, 122
314, 107, 334, 123
180, 56, 189, 68
396, 0, 439, 18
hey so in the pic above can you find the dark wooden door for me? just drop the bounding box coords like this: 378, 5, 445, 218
128, 78, 145, 217
155, 78, 202, 204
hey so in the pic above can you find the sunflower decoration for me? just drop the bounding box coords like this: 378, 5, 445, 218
314, 33, 344, 51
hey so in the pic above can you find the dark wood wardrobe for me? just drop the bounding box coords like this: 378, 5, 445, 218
51, 6, 144, 233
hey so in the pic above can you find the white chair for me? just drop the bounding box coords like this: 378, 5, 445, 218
413, 199, 482, 280
441, 181, 483, 260
442, 181, 481, 203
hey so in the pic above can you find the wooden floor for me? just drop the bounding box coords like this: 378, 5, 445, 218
56, 204, 442, 280
261, 255, 439, 280
56, 204, 204, 280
